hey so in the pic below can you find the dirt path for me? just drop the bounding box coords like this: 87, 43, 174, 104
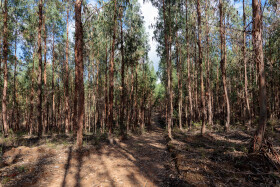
1, 114, 179, 187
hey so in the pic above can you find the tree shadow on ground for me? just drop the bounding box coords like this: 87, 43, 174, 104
168, 130, 280, 186
0, 146, 56, 186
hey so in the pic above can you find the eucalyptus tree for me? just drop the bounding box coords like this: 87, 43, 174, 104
252, 0, 266, 151
2, 0, 8, 137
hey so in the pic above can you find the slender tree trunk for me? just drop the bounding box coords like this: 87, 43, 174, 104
176, 17, 182, 130
108, 0, 117, 139
75, 0, 84, 148
197, 0, 206, 135
186, 0, 193, 128
162, 0, 172, 139
2, 0, 8, 137
120, 7, 126, 136
37, 0, 43, 137
64, 1, 70, 134
52, 28, 56, 130
43, 15, 47, 134
243, 0, 251, 127
105, 40, 108, 127
12, 22, 18, 131
205, 0, 213, 127
219, 0, 230, 132
29, 52, 36, 135
252, 0, 267, 151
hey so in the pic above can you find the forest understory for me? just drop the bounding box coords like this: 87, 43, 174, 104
1, 113, 280, 187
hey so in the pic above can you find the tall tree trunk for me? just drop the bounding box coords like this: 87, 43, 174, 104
52, 28, 56, 130
75, 0, 84, 148
219, 0, 230, 132
43, 15, 47, 134
120, 7, 126, 136
108, 0, 117, 139
12, 21, 18, 131
37, 0, 43, 137
252, 0, 267, 151
105, 40, 108, 128
243, 0, 251, 127
186, 0, 193, 128
197, 0, 206, 135
205, 0, 213, 127
2, 0, 8, 137
176, 23, 182, 130
64, 1, 70, 134
162, 0, 172, 139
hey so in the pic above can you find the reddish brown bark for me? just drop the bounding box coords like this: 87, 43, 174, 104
64, 1, 70, 134
75, 0, 84, 148
37, 0, 43, 137
252, 0, 267, 151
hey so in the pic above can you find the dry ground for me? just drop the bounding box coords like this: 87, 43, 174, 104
167, 128, 280, 187
0, 126, 180, 187
1, 117, 280, 187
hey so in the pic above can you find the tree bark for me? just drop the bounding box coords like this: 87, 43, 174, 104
108, 0, 117, 139
64, 1, 70, 134
252, 0, 267, 152
176, 17, 182, 130
120, 7, 126, 136
2, 0, 8, 137
43, 15, 47, 134
37, 0, 43, 137
186, 0, 193, 128
197, 0, 206, 135
205, 0, 213, 127
219, 0, 230, 132
162, 0, 172, 139
51, 27, 56, 131
75, 0, 84, 148
243, 0, 251, 127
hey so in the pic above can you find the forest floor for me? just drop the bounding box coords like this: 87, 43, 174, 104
1, 115, 280, 187
167, 126, 280, 186
0, 114, 181, 187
